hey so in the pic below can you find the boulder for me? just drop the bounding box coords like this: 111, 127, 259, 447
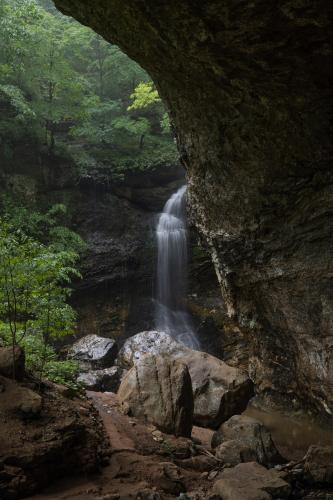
116, 330, 182, 368
117, 354, 193, 437
153, 461, 186, 495
117, 331, 253, 428
69, 334, 118, 369
213, 462, 291, 500
77, 366, 126, 392
0, 376, 42, 416
212, 415, 283, 466
0, 346, 25, 380
180, 350, 254, 428
304, 445, 333, 484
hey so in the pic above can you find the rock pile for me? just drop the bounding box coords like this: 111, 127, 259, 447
116, 330, 254, 429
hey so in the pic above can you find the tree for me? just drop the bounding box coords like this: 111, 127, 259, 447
128, 81, 160, 111
0, 0, 178, 179
0, 207, 81, 384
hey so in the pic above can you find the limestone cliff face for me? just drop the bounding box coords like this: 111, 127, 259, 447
54, 0, 333, 416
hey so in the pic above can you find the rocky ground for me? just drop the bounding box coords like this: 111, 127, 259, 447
16, 332, 333, 499
0, 347, 110, 499
26, 391, 333, 500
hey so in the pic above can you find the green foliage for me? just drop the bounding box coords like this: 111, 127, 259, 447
128, 82, 160, 110
1, 197, 86, 254
0, 84, 35, 119
0, 0, 178, 177
22, 333, 79, 388
0, 202, 83, 388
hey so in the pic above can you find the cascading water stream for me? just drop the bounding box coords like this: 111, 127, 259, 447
155, 185, 200, 349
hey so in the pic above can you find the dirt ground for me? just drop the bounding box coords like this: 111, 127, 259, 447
27, 391, 218, 500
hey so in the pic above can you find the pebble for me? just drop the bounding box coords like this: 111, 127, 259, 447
208, 470, 219, 480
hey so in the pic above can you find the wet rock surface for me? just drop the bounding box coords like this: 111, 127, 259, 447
304, 446, 333, 485
212, 414, 283, 467
70, 164, 191, 344
116, 330, 183, 368
77, 366, 126, 392
69, 334, 118, 369
118, 330, 253, 429
213, 462, 291, 500
118, 353, 194, 437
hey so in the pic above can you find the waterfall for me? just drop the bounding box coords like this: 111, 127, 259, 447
155, 185, 200, 349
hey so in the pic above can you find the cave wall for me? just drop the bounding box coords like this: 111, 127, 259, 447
54, 0, 333, 416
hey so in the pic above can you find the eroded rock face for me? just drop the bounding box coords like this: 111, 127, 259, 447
54, 0, 333, 415
117, 354, 193, 437
212, 415, 283, 467
116, 331, 253, 428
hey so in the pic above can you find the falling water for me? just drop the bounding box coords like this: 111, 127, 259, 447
155, 185, 200, 349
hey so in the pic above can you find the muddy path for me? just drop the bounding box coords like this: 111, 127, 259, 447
27, 392, 217, 499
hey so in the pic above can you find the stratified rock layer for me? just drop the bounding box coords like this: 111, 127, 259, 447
54, 0, 333, 416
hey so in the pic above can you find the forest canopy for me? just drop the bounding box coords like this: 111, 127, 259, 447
0, 0, 178, 181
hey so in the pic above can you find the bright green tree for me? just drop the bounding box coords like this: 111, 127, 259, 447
0, 216, 80, 384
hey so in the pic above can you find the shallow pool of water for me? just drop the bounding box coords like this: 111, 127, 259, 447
245, 406, 333, 461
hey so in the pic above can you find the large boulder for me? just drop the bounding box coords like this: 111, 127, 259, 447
180, 349, 254, 428
116, 330, 182, 368
212, 415, 283, 467
77, 366, 126, 392
117, 331, 253, 428
304, 445, 333, 484
0, 346, 25, 381
213, 462, 291, 500
69, 334, 118, 369
117, 353, 193, 437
